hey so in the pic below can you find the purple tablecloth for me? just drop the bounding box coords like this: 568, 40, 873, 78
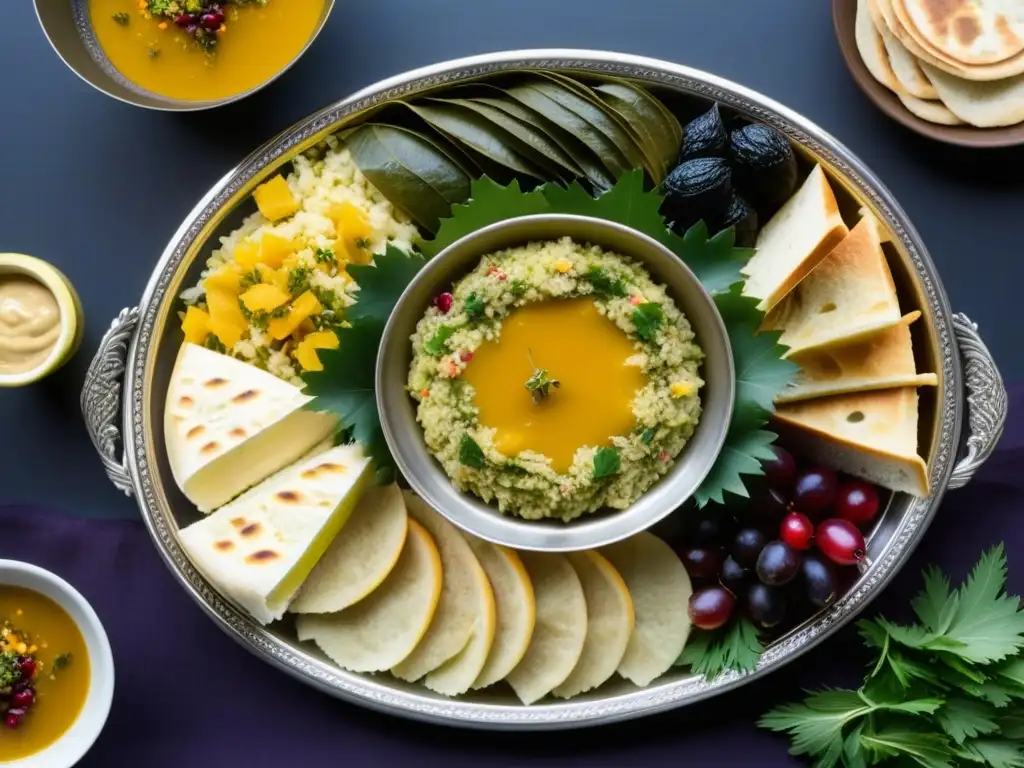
3, 385, 1019, 767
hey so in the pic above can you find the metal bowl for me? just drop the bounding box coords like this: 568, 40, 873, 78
377, 214, 735, 552
81, 50, 1007, 729
33, 0, 335, 111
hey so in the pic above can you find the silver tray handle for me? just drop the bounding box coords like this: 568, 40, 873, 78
81, 307, 140, 497
948, 313, 1008, 489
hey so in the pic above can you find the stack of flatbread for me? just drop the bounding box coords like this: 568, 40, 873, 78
743, 166, 937, 498
855, 0, 1024, 127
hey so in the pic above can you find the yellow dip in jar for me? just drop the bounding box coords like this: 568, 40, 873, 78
0, 277, 61, 376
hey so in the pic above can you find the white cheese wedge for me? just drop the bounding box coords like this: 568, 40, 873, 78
165, 343, 337, 512
177, 444, 372, 625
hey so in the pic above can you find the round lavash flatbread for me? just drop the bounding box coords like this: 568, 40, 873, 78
391, 492, 493, 683
896, 0, 1024, 66
898, 92, 965, 123
919, 61, 1024, 126
552, 551, 634, 699
505, 552, 587, 705
289, 483, 408, 614
469, 540, 536, 690
874, 0, 1024, 81
294, 518, 442, 672
857, 0, 905, 93
878, 14, 940, 98
600, 532, 693, 688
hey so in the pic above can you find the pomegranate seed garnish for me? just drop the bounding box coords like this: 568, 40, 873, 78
4, 714, 19, 730
11, 690, 33, 709
629, 295, 643, 306
433, 292, 454, 314
460, 351, 473, 362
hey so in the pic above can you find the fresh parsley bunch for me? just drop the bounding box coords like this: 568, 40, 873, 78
760, 545, 1024, 768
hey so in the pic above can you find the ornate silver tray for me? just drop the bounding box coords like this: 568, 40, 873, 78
80, 50, 1007, 729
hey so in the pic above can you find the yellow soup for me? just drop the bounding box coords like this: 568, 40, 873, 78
89, 0, 325, 102
463, 298, 647, 473
0, 588, 90, 761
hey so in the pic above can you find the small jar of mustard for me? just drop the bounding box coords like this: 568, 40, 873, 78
0, 254, 84, 387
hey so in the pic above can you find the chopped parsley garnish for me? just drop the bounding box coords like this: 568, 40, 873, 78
203, 334, 227, 353
288, 266, 311, 295
510, 279, 528, 298
239, 268, 262, 289
354, 237, 371, 251
54, 653, 72, 671
525, 352, 559, 404
633, 302, 665, 342
112, 12, 130, 25
147, 45, 161, 59
464, 293, 486, 320
592, 447, 621, 479
503, 462, 529, 475
314, 248, 337, 267
585, 266, 627, 297
640, 427, 657, 445
458, 435, 486, 469
0, 652, 21, 690
311, 310, 337, 330
424, 326, 455, 356
312, 287, 338, 310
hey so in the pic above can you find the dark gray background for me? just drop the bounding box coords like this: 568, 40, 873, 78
1, 0, 1021, 517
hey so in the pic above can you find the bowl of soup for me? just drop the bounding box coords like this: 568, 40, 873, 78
0, 562, 114, 767
34, 0, 335, 110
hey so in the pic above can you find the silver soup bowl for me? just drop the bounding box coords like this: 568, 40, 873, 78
34, 0, 335, 111
377, 214, 736, 552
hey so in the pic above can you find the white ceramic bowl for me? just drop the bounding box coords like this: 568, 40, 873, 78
0, 561, 114, 768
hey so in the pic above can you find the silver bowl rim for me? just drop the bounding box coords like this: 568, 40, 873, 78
33, 0, 336, 112
376, 213, 736, 552
104, 49, 987, 729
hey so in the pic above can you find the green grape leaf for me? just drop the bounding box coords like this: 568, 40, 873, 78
346, 246, 426, 321
694, 427, 779, 507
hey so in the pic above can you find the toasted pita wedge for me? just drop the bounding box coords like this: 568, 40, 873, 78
295, 518, 442, 672
552, 551, 634, 699
600, 532, 693, 688
289, 483, 408, 614
391, 493, 493, 683
505, 552, 587, 705
858, 207, 891, 243
777, 314, 938, 404
773, 388, 930, 497
469, 540, 536, 690
763, 217, 904, 357
742, 165, 848, 313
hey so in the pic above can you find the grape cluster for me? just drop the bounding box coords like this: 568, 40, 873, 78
682, 445, 883, 632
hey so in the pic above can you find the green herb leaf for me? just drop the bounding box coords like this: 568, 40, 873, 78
458, 435, 485, 469
858, 724, 953, 768
424, 326, 456, 357
418, 176, 548, 259
591, 447, 620, 479
300, 317, 392, 472
464, 293, 486, 320
679, 618, 763, 678
112, 11, 130, 24
584, 265, 628, 297
345, 123, 472, 233
510, 279, 528, 298
639, 427, 657, 445
937, 698, 1001, 745
997, 713, 1024, 739
287, 266, 311, 296
314, 247, 337, 266
959, 740, 1024, 768
632, 302, 664, 342
694, 427, 779, 506
759, 689, 871, 765
914, 566, 961, 635
54, 652, 72, 671
346, 246, 426, 322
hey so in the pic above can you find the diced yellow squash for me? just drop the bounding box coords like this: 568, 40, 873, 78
306, 330, 340, 350
267, 291, 321, 340
203, 264, 243, 295
282, 253, 301, 271
261, 268, 291, 294
295, 341, 324, 372
240, 283, 290, 312
253, 175, 300, 222
206, 289, 249, 349
233, 240, 260, 269
181, 306, 211, 344
259, 232, 295, 269
295, 318, 317, 338
331, 202, 375, 266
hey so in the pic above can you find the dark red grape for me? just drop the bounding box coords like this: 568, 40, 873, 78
816, 519, 867, 566
746, 583, 786, 628
720, 556, 748, 591
4, 714, 18, 729
685, 510, 735, 548
680, 547, 724, 580
792, 466, 838, 515
688, 586, 736, 630
756, 540, 802, 586
17, 658, 35, 678
10, 689, 33, 710
780, 512, 814, 550
801, 551, 840, 609
732, 528, 767, 568
748, 487, 789, 529
761, 445, 797, 491
835, 481, 881, 527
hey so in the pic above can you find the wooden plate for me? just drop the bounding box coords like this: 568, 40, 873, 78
832, 0, 1024, 148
